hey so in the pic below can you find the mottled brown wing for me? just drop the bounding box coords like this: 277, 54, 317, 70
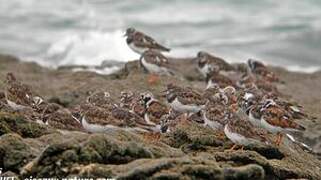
7, 82, 34, 105
134, 32, 170, 51
209, 55, 234, 71
263, 107, 304, 130
144, 51, 171, 68
230, 116, 267, 141
148, 101, 169, 124
205, 104, 227, 125
177, 90, 206, 106
210, 74, 234, 88
83, 104, 122, 126
255, 67, 279, 82
112, 107, 154, 128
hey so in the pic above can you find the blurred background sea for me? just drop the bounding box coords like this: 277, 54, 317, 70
0, 0, 321, 73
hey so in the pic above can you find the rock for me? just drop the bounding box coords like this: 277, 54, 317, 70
161, 120, 224, 150
0, 112, 55, 138
72, 154, 264, 179
0, 134, 36, 173
21, 130, 183, 178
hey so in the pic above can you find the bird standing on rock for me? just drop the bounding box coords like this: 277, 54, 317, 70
165, 84, 207, 115
140, 50, 175, 84
244, 99, 306, 145
224, 111, 271, 150
124, 27, 170, 55
4, 73, 44, 111
196, 51, 234, 78
141, 92, 169, 128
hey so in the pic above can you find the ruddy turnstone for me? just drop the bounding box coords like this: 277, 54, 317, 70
203, 83, 222, 102
203, 101, 229, 130
206, 70, 235, 89
247, 59, 278, 82
141, 92, 169, 127
72, 103, 155, 133
196, 51, 234, 78
140, 50, 174, 75
4, 73, 44, 110
124, 27, 170, 55
140, 50, 175, 84
159, 110, 199, 133
246, 99, 305, 145
224, 111, 270, 150
238, 70, 279, 95
165, 84, 206, 114
266, 97, 308, 120
119, 91, 145, 117
86, 91, 117, 109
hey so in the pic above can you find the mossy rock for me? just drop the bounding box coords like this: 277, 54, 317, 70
0, 134, 36, 173
21, 131, 183, 178
71, 154, 265, 179
162, 120, 224, 150
0, 112, 55, 138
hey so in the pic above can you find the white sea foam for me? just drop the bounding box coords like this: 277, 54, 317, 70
45, 30, 139, 67
1, 0, 321, 74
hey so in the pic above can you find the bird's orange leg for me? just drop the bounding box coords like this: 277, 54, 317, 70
148, 74, 160, 85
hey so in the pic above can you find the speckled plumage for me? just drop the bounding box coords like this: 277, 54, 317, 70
224, 112, 270, 146
125, 28, 170, 54
140, 50, 174, 75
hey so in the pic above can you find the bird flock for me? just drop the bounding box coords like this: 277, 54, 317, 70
0, 27, 311, 151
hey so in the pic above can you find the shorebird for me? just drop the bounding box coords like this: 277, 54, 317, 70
72, 103, 156, 133
247, 59, 279, 82
203, 101, 229, 130
124, 27, 170, 55
206, 70, 236, 89
4, 73, 44, 111
119, 91, 146, 117
165, 84, 206, 114
196, 51, 234, 78
140, 50, 175, 84
224, 111, 270, 150
245, 99, 306, 145
86, 91, 118, 109
141, 92, 169, 128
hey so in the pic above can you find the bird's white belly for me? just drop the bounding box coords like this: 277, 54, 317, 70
129, 42, 147, 54
82, 116, 150, 133
6, 99, 27, 110
199, 64, 210, 77
141, 57, 168, 75
203, 112, 223, 130
170, 98, 202, 113
82, 117, 118, 133
224, 124, 253, 146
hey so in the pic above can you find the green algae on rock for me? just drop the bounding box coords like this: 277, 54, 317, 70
0, 112, 55, 138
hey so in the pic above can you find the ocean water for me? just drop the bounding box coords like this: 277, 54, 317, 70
0, 0, 321, 73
